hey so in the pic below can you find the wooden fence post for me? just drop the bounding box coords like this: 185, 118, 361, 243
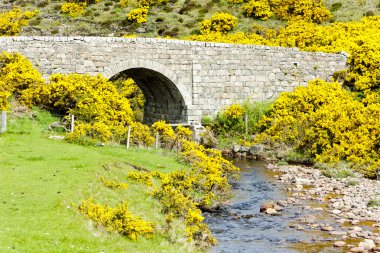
1, 111, 6, 134
71, 115, 75, 132
126, 125, 131, 149
155, 132, 159, 149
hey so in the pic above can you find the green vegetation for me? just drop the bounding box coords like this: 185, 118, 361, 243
0, 110, 196, 252
0, 0, 379, 37
367, 197, 380, 207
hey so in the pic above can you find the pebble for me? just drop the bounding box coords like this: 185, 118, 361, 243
266, 163, 380, 247
300, 214, 316, 224
349, 246, 365, 252
321, 226, 334, 232
359, 239, 376, 250
350, 226, 363, 232
334, 241, 346, 247
332, 209, 342, 214
265, 208, 277, 215
330, 231, 347, 236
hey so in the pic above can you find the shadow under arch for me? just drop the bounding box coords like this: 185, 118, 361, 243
110, 67, 188, 124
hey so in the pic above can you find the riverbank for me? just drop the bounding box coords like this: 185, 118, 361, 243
267, 163, 380, 252
0, 113, 195, 253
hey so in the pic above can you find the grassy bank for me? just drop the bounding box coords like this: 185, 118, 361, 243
0, 110, 194, 253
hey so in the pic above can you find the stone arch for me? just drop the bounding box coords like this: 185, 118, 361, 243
106, 59, 189, 124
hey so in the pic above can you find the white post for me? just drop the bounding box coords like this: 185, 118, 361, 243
1, 111, 6, 134
126, 125, 131, 149
155, 132, 159, 149
71, 115, 75, 132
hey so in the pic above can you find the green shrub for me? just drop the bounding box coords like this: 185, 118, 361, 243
322, 167, 355, 179
367, 198, 380, 207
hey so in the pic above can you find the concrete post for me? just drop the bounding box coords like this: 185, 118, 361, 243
1, 111, 6, 134
126, 125, 131, 149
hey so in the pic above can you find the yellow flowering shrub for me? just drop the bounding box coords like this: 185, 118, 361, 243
175, 125, 193, 141
61, 2, 87, 17
99, 177, 128, 189
179, 140, 239, 198
0, 52, 45, 110
44, 73, 133, 143
47, 73, 133, 123
0, 80, 11, 111
78, 199, 155, 240
151, 120, 176, 144
0, 7, 38, 36
130, 121, 155, 146
65, 121, 112, 144
242, 0, 273, 21
185, 207, 216, 245
186, 31, 269, 45
150, 140, 238, 247
127, 7, 149, 24
212, 104, 246, 135
120, 0, 129, 7
127, 171, 153, 186
224, 104, 245, 119
200, 12, 238, 34
255, 79, 380, 178
269, 0, 331, 23
115, 78, 145, 122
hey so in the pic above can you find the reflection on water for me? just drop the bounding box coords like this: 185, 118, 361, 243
205, 160, 345, 253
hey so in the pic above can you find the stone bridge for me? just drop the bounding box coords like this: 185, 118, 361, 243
0, 36, 347, 123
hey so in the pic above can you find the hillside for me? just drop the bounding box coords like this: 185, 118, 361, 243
1, 0, 379, 37
0, 109, 195, 252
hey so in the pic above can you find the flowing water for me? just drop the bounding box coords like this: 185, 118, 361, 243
205, 160, 342, 253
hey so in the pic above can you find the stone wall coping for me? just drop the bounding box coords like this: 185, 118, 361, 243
0, 36, 348, 57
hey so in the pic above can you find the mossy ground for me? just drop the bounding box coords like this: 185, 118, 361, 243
2, 0, 379, 37
0, 110, 195, 253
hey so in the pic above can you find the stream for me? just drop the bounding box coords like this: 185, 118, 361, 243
205, 160, 343, 253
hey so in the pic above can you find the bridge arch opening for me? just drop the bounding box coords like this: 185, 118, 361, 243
110, 68, 187, 124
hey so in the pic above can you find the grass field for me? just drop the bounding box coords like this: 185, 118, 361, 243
0, 110, 194, 253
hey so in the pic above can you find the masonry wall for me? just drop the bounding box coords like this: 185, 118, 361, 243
0, 37, 347, 123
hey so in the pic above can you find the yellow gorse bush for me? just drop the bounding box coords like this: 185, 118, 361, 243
99, 177, 129, 189
270, 0, 331, 23
115, 78, 145, 122
151, 120, 176, 143
61, 2, 87, 17
127, 6, 149, 24
127, 171, 153, 187
224, 103, 245, 119
0, 7, 38, 36
255, 79, 380, 178
78, 199, 155, 240
130, 121, 155, 146
44, 73, 133, 143
175, 125, 193, 141
0, 52, 45, 110
200, 12, 238, 34
151, 140, 238, 247
242, 0, 273, 21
